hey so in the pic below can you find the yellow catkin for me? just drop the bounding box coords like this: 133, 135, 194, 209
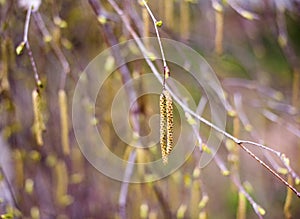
199, 211, 208, 219
13, 149, 24, 188
142, 7, 150, 48
237, 192, 246, 219
165, 0, 174, 29
54, 160, 68, 205
1, 38, 10, 92
215, 9, 224, 55
59, 89, 70, 155
190, 181, 200, 218
137, 148, 148, 176
30, 206, 40, 219
283, 176, 293, 219
164, 89, 173, 158
32, 89, 45, 146
160, 92, 168, 164
71, 147, 84, 174
180, 0, 190, 40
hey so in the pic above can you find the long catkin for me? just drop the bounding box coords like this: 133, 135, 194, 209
32, 89, 45, 146
59, 89, 70, 155
164, 89, 173, 157
160, 92, 168, 164
160, 89, 174, 164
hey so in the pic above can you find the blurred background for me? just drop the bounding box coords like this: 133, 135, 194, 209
0, 0, 300, 218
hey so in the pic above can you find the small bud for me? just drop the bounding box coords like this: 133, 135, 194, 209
155, 20, 163, 27
16, 41, 25, 55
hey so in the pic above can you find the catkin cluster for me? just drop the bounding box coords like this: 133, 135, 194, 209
160, 89, 174, 164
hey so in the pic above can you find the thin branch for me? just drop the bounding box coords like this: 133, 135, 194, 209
118, 150, 137, 219
141, 0, 170, 89
26, 42, 42, 88
238, 142, 300, 197
142, 0, 166, 68
232, 175, 264, 219
234, 93, 300, 181
19, 6, 42, 88
23, 5, 32, 43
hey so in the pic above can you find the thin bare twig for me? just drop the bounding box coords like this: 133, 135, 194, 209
232, 175, 264, 219
142, 0, 166, 68
19, 6, 42, 88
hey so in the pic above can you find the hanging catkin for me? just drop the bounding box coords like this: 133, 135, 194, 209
59, 89, 70, 155
32, 89, 45, 146
160, 89, 174, 164
160, 92, 168, 164
164, 89, 173, 157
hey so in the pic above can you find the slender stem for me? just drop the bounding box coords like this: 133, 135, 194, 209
142, 0, 166, 68
238, 140, 281, 157
142, 0, 168, 89
238, 142, 300, 197
232, 175, 264, 219
22, 6, 42, 88
26, 42, 42, 88
23, 6, 32, 43
118, 150, 137, 219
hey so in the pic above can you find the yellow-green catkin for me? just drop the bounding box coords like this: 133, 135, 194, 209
71, 147, 84, 180
160, 89, 174, 164
190, 180, 201, 218
164, 89, 173, 159
142, 6, 150, 48
137, 148, 148, 177
0, 38, 10, 92
214, 6, 224, 55
32, 89, 46, 146
180, 0, 190, 40
283, 175, 293, 219
30, 206, 40, 219
199, 211, 208, 219
165, 0, 174, 29
160, 92, 168, 164
54, 160, 69, 206
13, 149, 24, 188
176, 204, 187, 219
140, 203, 149, 219
59, 89, 70, 155
237, 192, 246, 219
